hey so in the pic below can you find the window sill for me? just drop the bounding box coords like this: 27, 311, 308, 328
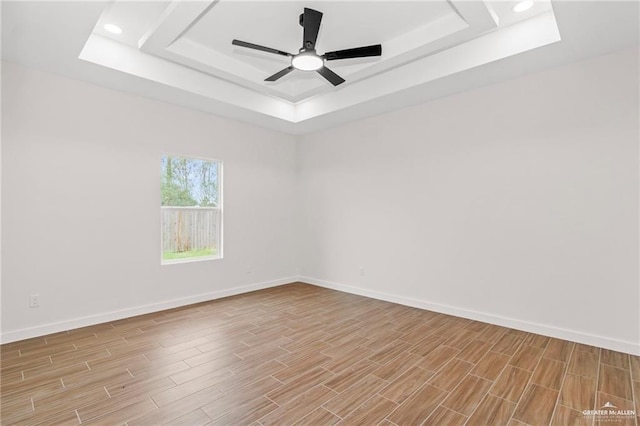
161, 255, 222, 266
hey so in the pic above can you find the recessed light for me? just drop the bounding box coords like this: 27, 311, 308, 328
513, 0, 534, 13
104, 24, 123, 35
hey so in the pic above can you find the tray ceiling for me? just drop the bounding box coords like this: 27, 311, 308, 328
3, 1, 638, 134
81, 0, 557, 119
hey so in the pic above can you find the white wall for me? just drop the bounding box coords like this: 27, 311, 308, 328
1, 62, 298, 342
297, 48, 640, 354
3, 48, 639, 355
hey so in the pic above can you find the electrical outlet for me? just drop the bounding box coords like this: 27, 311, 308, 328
359, 267, 365, 276
29, 294, 40, 308
246, 265, 253, 275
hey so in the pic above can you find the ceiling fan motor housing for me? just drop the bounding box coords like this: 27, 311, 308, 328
300, 13, 314, 49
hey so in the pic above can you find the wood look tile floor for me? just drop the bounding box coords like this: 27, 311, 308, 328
1, 283, 639, 426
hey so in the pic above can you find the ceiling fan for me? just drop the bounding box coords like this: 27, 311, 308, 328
231, 8, 382, 86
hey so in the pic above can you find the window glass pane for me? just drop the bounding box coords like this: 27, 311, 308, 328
161, 155, 222, 263
161, 155, 219, 207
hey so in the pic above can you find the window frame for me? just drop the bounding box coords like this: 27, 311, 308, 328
160, 153, 223, 265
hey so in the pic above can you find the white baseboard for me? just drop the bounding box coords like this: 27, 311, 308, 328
0, 277, 298, 344
5, 275, 638, 356
299, 276, 640, 356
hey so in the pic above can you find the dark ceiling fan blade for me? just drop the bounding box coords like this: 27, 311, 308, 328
265, 66, 295, 82
232, 39, 292, 57
316, 66, 345, 86
324, 44, 382, 61
302, 8, 323, 50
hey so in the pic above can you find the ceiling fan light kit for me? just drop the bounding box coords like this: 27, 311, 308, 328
291, 52, 323, 71
231, 7, 382, 86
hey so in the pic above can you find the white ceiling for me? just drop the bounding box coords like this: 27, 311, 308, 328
2, 1, 639, 135
87, 0, 553, 103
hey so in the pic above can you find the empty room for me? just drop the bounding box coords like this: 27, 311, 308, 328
1, 0, 639, 425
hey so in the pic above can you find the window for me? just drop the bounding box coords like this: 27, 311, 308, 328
160, 154, 222, 264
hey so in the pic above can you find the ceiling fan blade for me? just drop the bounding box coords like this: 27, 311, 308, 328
316, 66, 345, 86
232, 39, 292, 57
324, 44, 382, 61
303, 8, 323, 50
265, 66, 295, 82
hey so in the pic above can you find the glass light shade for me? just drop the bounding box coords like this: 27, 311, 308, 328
291, 53, 323, 71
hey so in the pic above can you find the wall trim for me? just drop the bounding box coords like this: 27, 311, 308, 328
299, 276, 640, 356
0, 277, 298, 344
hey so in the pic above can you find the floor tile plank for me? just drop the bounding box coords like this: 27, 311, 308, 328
386, 384, 447, 425
336, 394, 397, 425
379, 366, 434, 403
323, 374, 387, 418
422, 406, 467, 426
598, 364, 633, 400
559, 373, 596, 411
513, 384, 559, 425
490, 365, 531, 402
531, 357, 566, 390
442, 374, 492, 416
568, 350, 599, 379
467, 394, 516, 426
